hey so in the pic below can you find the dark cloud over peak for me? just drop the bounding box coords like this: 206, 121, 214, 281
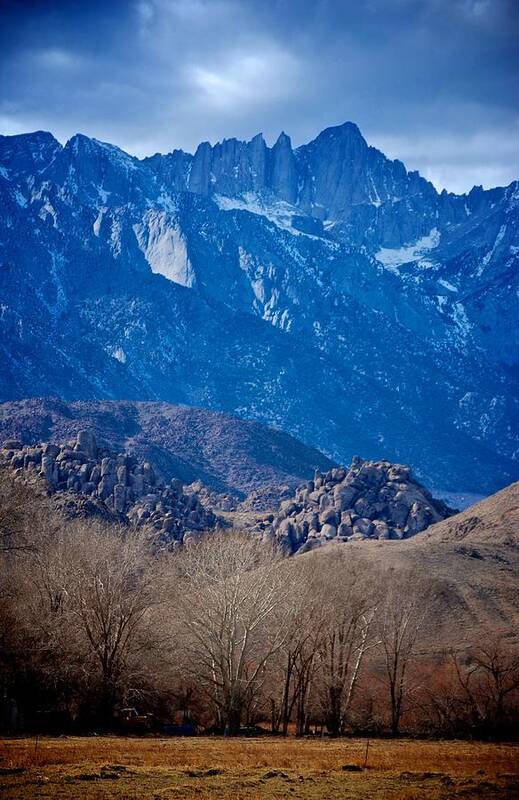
0, 0, 518, 192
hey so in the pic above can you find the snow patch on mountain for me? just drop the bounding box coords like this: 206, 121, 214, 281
108, 346, 127, 364
375, 228, 441, 274
215, 192, 315, 237
438, 278, 458, 292
14, 189, 27, 207
93, 209, 104, 236
477, 224, 506, 276
109, 217, 123, 257
451, 302, 472, 341
97, 186, 111, 204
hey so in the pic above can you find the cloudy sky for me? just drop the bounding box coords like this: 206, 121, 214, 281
1, 0, 518, 193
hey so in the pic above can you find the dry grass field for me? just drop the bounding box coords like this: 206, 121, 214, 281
0, 736, 517, 799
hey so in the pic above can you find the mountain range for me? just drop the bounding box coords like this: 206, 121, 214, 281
1, 122, 517, 496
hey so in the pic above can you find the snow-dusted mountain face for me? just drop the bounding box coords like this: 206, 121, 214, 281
0, 122, 517, 495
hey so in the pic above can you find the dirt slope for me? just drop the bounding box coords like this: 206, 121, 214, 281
312, 482, 519, 644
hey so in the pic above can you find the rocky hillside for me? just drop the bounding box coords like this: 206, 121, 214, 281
1, 425, 456, 551
0, 124, 517, 495
248, 458, 455, 553
0, 398, 335, 500
1, 431, 217, 543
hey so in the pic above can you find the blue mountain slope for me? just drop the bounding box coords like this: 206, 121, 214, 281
0, 123, 517, 495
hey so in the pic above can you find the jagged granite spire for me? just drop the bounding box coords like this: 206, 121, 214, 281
270, 131, 298, 204
139, 121, 435, 222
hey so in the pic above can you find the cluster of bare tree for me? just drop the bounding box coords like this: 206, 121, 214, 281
0, 474, 518, 738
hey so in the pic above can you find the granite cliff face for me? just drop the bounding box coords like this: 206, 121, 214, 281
0, 123, 517, 495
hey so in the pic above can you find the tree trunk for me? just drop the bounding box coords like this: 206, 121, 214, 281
224, 703, 242, 736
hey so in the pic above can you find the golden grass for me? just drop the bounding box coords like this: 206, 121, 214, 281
0, 736, 517, 800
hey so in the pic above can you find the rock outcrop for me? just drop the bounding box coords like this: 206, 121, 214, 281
1, 431, 217, 542
252, 457, 456, 553
1, 431, 456, 553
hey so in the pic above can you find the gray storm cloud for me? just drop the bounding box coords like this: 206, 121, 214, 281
0, 0, 518, 192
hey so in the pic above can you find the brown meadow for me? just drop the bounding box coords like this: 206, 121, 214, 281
0, 736, 517, 799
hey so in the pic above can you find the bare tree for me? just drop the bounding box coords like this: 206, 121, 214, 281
378, 569, 434, 736
70, 522, 164, 724
316, 553, 380, 736
24, 518, 164, 727
0, 470, 46, 552
172, 531, 299, 735
448, 635, 519, 738
264, 559, 325, 735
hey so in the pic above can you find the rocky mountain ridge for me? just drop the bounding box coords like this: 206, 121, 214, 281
0, 123, 517, 495
143, 122, 434, 228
